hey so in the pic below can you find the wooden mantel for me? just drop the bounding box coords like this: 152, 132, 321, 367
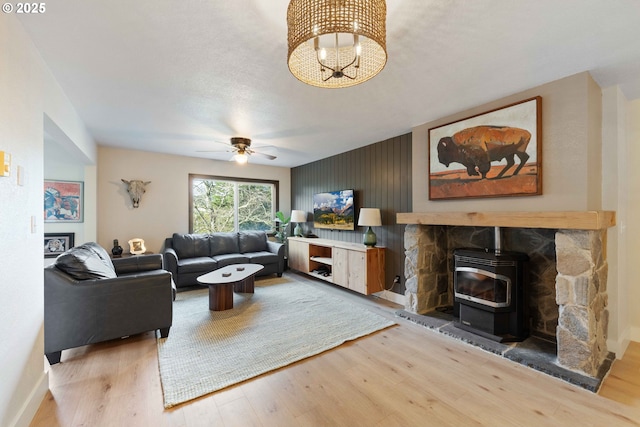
396, 211, 616, 230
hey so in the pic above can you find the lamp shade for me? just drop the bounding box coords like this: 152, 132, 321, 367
357, 208, 381, 226
291, 210, 307, 237
290, 210, 307, 223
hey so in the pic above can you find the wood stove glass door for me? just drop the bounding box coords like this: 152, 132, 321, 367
454, 267, 511, 308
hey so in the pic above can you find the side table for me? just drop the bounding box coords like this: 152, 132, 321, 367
110, 251, 154, 259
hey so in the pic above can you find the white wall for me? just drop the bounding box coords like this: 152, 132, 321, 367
42, 117, 98, 262
628, 99, 640, 341
43, 138, 89, 261
602, 85, 629, 356
97, 147, 291, 253
412, 72, 602, 212
0, 16, 96, 427
0, 17, 46, 427
598, 90, 640, 354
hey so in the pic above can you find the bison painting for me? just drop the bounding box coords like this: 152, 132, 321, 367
437, 126, 531, 179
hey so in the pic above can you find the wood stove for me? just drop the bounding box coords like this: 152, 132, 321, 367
453, 228, 529, 342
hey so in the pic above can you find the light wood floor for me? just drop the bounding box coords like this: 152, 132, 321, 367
599, 341, 640, 406
31, 272, 640, 427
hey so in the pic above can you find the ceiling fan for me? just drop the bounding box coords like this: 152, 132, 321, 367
199, 137, 277, 164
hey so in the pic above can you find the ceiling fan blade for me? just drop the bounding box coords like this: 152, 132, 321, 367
196, 137, 276, 161
251, 151, 277, 160
196, 148, 235, 153
196, 140, 236, 153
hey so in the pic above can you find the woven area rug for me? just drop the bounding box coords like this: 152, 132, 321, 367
156, 276, 396, 408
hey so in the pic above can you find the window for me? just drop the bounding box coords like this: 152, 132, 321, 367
189, 174, 279, 234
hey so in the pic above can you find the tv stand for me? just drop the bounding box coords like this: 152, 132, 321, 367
287, 237, 385, 295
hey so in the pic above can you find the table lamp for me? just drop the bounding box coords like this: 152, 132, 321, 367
357, 208, 382, 247
290, 210, 307, 237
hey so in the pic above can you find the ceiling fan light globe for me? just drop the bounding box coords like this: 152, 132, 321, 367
234, 152, 249, 164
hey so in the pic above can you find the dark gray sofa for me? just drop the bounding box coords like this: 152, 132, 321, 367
162, 231, 284, 288
44, 242, 175, 365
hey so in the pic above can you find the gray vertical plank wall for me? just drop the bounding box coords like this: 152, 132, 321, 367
291, 133, 412, 295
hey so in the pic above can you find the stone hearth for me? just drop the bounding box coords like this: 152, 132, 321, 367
397, 211, 615, 380
395, 308, 615, 391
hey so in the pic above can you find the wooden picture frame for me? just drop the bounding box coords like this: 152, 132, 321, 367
44, 232, 74, 258
428, 96, 542, 200
44, 180, 84, 222
128, 238, 147, 255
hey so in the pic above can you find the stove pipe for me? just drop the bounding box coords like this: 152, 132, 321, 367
494, 226, 502, 255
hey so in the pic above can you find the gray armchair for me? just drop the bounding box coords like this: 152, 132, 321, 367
44, 242, 175, 365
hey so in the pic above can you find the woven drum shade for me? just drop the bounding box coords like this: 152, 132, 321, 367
287, 0, 387, 88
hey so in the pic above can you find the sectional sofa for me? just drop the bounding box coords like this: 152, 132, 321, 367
162, 231, 285, 289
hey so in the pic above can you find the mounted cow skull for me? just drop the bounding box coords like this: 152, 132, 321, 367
121, 179, 150, 208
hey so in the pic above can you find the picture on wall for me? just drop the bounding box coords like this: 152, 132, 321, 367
428, 96, 542, 200
313, 189, 355, 230
44, 232, 74, 258
44, 180, 84, 222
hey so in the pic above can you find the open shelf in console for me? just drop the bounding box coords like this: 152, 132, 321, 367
309, 244, 333, 282
310, 256, 332, 265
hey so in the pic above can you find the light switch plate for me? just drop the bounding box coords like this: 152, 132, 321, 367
17, 165, 24, 186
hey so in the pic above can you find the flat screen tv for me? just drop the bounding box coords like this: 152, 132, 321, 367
313, 189, 355, 230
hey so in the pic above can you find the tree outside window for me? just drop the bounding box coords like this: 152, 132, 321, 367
190, 175, 278, 234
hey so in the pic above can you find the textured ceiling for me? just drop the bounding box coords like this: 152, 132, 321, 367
18, 0, 640, 167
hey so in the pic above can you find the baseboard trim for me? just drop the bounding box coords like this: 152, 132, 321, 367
629, 326, 640, 345
374, 290, 405, 306
10, 370, 48, 427
607, 328, 640, 359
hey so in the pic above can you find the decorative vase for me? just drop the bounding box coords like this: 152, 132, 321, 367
111, 239, 123, 257
363, 226, 377, 247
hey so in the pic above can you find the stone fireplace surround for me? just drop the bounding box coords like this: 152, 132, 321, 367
396, 211, 616, 386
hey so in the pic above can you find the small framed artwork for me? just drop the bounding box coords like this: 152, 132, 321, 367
44, 233, 74, 258
128, 238, 147, 255
428, 96, 542, 200
44, 180, 84, 223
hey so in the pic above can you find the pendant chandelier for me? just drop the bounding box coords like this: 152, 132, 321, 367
287, 0, 387, 89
